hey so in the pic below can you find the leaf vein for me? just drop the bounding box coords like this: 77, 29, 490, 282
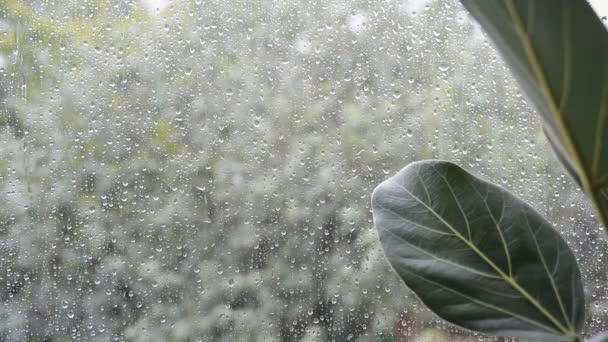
388, 178, 574, 337
396, 266, 563, 336
523, 209, 573, 331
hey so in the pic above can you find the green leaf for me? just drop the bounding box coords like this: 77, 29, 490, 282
371, 160, 584, 341
458, 0, 608, 230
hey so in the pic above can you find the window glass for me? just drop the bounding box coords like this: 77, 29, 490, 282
0, 0, 606, 340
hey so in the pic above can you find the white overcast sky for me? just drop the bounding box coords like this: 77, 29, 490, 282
590, 0, 608, 20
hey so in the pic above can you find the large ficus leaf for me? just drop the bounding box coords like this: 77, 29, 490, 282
458, 0, 608, 229
371, 160, 584, 341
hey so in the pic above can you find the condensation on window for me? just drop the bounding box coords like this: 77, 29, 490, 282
0, 0, 606, 341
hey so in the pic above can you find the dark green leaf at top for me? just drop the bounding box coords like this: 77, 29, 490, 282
458, 0, 608, 230
372, 160, 584, 341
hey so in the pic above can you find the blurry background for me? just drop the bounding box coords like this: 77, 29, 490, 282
1, 0, 607, 340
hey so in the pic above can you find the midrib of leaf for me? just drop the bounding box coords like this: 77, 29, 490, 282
503, 0, 608, 231
391, 180, 576, 339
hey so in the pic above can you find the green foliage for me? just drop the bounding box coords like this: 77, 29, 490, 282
372, 0, 608, 341
373, 160, 584, 341
460, 0, 608, 230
